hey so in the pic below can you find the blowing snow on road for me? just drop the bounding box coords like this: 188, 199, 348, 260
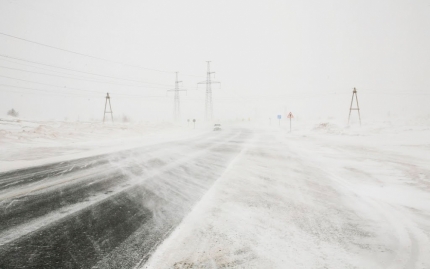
1, 1, 430, 268
0, 120, 429, 268
144, 124, 430, 269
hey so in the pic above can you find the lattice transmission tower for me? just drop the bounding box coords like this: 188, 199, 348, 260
348, 87, 361, 125
167, 72, 186, 121
103, 93, 113, 123
197, 61, 220, 121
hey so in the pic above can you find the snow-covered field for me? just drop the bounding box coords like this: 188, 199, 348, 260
144, 119, 430, 269
0, 117, 204, 172
1, 117, 430, 268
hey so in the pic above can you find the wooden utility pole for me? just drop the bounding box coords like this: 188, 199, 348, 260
348, 87, 361, 126
103, 93, 113, 123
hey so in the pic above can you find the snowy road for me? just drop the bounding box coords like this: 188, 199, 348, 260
0, 128, 253, 268
145, 127, 430, 269
1, 125, 430, 269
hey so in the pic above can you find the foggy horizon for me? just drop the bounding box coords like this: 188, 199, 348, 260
0, 0, 429, 122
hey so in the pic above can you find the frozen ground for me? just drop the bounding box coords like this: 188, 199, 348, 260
144, 119, 430, 269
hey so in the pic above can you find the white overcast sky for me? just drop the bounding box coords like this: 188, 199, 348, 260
0, 0, 429, 122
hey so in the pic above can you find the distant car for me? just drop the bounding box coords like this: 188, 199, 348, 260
213, 124, 222, 131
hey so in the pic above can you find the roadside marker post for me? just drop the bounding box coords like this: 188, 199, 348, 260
193, 119, 196, 129
277, 115, 281, 127
287, 112, 294, 132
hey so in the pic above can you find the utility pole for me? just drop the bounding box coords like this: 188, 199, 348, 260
103, 93, 113, 123
197, 61, 220, 121
287, 112, 294, 132
167, 72, 186, 122
348, 87, 361, 126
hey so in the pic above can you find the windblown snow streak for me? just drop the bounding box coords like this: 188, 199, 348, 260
0, 128, 252, 268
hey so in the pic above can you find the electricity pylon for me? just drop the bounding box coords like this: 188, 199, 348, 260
167, 72, 187, 121
348, 87, 361, 125
197, 61, 220, 121
103, 92, 113, 123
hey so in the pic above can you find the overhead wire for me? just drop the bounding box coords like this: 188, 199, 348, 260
0, 83, 99, 97
0, 65, 173, 90
0, 83, 167, 98
0, 74, 102, 94
0, 32, 204, 77
0, 54, 172, 87
0, 60, 173, 90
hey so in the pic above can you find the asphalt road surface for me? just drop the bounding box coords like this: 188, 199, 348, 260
0, 128, 252, 269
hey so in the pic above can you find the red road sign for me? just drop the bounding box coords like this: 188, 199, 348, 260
287, 112, 294, 119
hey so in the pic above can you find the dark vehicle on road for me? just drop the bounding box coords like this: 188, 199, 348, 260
213, 124, 222, 131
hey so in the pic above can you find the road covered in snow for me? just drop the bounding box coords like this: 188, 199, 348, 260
1, 118, 430, 268
145, 121, 430, 269
0, 124, 252, 268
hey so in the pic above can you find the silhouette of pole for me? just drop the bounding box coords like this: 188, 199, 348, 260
167, 72, 186, 122
103, 93, 113, 123
197, 61, 220, 121
348, 87, 361, 126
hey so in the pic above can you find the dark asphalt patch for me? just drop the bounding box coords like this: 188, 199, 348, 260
0, 188, 152, 269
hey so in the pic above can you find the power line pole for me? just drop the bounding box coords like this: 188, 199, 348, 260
348, 87, 361, 126
167, 72, 187, 121
197, 61, 220, 121
103, 92, 113, 123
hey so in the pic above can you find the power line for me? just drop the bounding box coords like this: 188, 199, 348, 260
0, 32, 172, 73
0, 65, 172, 90
1, 57, 110, 79
0, 54, 172, 87
0, 83, 167, 99
0, 32, 203, 77
362, 92, 430, 96
0, 83, 97, 97
0, 60, 173, 90
0, 74, 102, 94
0, 87, 96, 98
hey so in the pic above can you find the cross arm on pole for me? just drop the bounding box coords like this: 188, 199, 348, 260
167, 89, 187, 95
